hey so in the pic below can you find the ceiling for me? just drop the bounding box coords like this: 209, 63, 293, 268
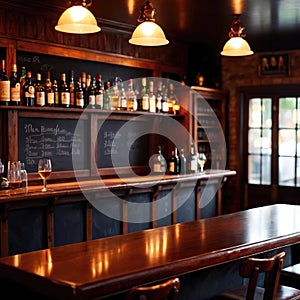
12, 0, 300, 55
86, 0, 300, 54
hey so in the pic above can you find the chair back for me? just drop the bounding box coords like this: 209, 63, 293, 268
240, 251, 285, 300
125, 277, 180, 300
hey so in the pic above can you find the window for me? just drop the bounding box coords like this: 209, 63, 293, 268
248, 98, 272, 185
247, 94, 300, 187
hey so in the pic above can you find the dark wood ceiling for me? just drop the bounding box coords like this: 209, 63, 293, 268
79, 0, 300, 54
6, 0, 300, 55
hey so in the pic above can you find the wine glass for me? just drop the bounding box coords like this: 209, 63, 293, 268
198, 153, 207, 173
38, 158, 52, 192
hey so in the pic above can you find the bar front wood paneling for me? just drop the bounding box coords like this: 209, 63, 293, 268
0, 170, 235, 257
0, 204, 298, 299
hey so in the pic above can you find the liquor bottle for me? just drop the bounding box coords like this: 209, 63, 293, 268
156, 81, 162, 113
10, 64, 21, 106
52, 79, 59, 107
87, 76, 96, 108
141, 77, 149, 112
81, 72, 87, 107
0, 60, 10, 106
152, 145, 166, 174
103, 81, 111, 110
59, 73, 70, 108
75, 77, 85, 108
22, 71, 35, 106
111, 78, 121, 110
148, 80, 156, 113
44, 71, 54, 107
161, 84, 169, 113
69, 70, 75, 107
35, 73, 45, 107
168, 83, 177, 114
168, 147, 180, 175
19, 66, 26, 100
186, 143, 198, 173
120, 83, 127, 111
95, 74, 104, 109
126, 78, 137, 111
180, 148, 187, 175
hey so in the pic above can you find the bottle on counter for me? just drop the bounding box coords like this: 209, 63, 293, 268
35, 73, 45, 107
22, 71, 35, 106
0, 59, 10, 106
10, 64, 21, 106
180, 148, 187, 175
168, 147, 180, 175
59, 73, 70, 108
187, 142, 198, 173
152, 145, 167, 174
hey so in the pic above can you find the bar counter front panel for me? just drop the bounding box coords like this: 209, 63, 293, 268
0, 170, 235, 257
0, 204, 298, 300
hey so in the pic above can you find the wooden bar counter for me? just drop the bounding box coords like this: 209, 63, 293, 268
0, 170, 235, 257
0, 204, 299, 299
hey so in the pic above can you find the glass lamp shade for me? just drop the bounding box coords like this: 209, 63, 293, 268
55, 5, 101, 34
221, 37, 253, 56
129, 21, 169, 46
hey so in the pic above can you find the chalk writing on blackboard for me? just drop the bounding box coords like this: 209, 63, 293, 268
103, 131, 121, 155
19, 118, 87, 173
98, 119, 149, 168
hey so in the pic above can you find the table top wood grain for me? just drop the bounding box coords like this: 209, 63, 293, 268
0, 203, 298, 299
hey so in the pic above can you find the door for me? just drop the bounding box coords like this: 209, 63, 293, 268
242, 86, 300, 208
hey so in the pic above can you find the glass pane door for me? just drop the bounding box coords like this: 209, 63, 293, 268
248, 98, 272, 185
278, 97, 300, 186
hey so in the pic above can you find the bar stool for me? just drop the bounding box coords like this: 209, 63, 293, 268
212, 252, 300, 300
125, 277, 180, 300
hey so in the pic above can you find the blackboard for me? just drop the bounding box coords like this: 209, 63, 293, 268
17, 51, 152, 84
18, 117, 88, 173
97, 119, 149, 168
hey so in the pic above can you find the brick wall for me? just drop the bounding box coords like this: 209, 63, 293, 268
221, 50, 300, 212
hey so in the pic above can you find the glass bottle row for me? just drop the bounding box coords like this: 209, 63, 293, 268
0, 61, 180, 114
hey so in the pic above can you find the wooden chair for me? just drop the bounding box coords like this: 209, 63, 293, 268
213, 251, 300, 300
125, 277, 180, 300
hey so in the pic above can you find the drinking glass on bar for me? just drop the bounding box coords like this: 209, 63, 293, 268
198, 153, 207, 173
38, 158, 52, 192
7, 161, 22, 190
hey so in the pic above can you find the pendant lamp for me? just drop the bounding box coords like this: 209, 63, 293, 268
221, 14, 253, 56
55, 0, 100, 34
129, 1, 169, 46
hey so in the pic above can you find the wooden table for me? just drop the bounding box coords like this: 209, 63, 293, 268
0, 204, 299, 299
